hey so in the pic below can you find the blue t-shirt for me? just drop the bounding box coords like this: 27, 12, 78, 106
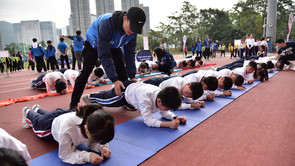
191, 46, 195, 51
204, 39, 211, 49
213, 43, 217, 50
195, 41, 202, 52
57, 42, 68, 54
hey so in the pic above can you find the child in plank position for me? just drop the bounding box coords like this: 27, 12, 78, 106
30, 72, 68, 94
87, 67, 109, 85
22, 104, 114, 165
217, 69, 245, 90
183, 74, 218, 101
135, 61, 151, 77
194, 70, 233, 97
144, 76, 204, 109
83, 81, 186, 129
215, 60, 257, 84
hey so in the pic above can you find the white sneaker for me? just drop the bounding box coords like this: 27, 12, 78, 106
32, 104, 40, 113
211, 66, 217, 71
82, 94, 92, 105
22, 106, 31, 128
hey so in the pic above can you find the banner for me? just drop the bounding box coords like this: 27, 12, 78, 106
143, 36, 149, 50
0, 51, 9, 57
287, 12, 293, 41
183, 35, 187, 52
136, 51, 153, 62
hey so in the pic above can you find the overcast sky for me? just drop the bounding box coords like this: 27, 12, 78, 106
0, 0, 239, 30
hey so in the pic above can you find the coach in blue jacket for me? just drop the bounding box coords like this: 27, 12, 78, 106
69, 7, 146, 110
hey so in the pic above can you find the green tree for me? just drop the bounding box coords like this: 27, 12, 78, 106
4, 42, 18, 55
136, 35, 144, 51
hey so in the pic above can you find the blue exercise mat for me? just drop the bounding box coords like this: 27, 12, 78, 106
30, 70, 279, 166
215, 70, 279, 99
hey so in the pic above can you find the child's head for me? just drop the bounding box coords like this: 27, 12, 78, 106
180, 60, 188, 68
218, 77, 233, 90
188, 59, 195, 68
47, 40, 52, 45
229, 43, 232, 46
139, 62, 148, 72
181, 82, 204, 100
156, 87, 182, 111
267, 61, 274, 69
94, 67, 104, 78
76, 30, 81, 35
256, 68, 269, 82
246, 61, 257, 74
55, 79, 67, 94
259, 46, 264, 51
231, 74, 244, 86
258, 63, 268, 70
0, 148, 27, 166
202, 76, 218, 91
60, 37, 64, 42
77, 105, 114, 145
32, 38, 37, 42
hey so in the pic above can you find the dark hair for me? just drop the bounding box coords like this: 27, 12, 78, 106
139, 62, 148, 69
76, 105, 114, 144
189, 59, 195, 68
47, 40, 52, 44
234, 74, 244, 86
60, 37, 64, 42
94, 67, 104, 77
189, 82, 204, 100
153, 47, 165, 60
275, 39, 285, 44
248, 61, 257, 70
203, 76, 218, 91
157, 86, 182, 110
261, 37, 265, 41
32, 38, 37, 42
256, 68, 269, 82
223, 77, 233, 90
199, 60, 203, 65
195, 56, 201, 61
55, 79, 67, 93
0, 148, 27, 166
181, 60, 188, 67
76, 30, 81, 35
267, 61, 274, 69
259, 63, 268, 70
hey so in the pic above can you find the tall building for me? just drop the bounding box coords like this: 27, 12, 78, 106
20, 20, 42, 45
91, 14, 97, 24
140, 5, 150, 36
0, 21, 17, 50
40, 21, 57, 46
13, 23, 23, 44
121, 0, 139, 11
96, 0, 114, 17
70, 0, 91, 37
68, 17, 74, 35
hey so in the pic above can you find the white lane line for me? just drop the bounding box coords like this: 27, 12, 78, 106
0, 87, 30, 94
0, 82, 29, 88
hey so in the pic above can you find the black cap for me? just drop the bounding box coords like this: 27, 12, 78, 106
127, 7, 146, 34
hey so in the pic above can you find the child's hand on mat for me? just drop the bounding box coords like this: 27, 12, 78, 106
101, 147, 111, 159
237, 86, 246, 90
248, 80, 254, 84
191, 102, 201, 109
90, 152, 103, 164
206, 94, 215, 101
223, 91, 232, 96
130, 78, 138, 82
169, 119, 180, 129
198, 101, 205, 107
99, 80, 108, 84
176, 116, 187, 124
114, 81, 125, 97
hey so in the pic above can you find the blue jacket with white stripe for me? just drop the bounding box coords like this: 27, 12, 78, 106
86, 11, 137, 82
